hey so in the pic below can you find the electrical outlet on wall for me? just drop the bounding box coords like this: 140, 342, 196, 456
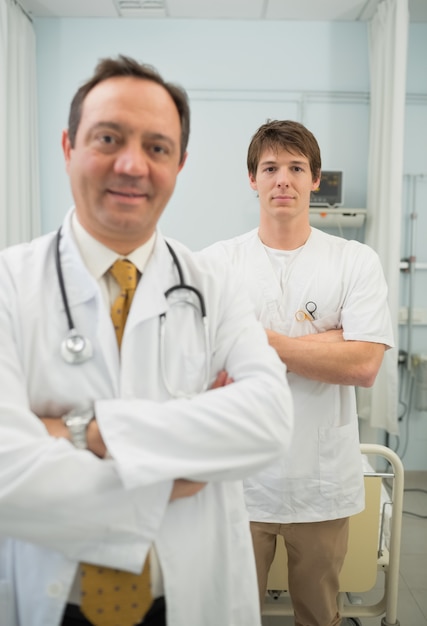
398, 307, 427, 325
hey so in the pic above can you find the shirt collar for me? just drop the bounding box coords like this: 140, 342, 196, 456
71, 211, 156, 279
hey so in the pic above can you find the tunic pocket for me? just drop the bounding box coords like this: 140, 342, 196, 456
311, 311, 341, 333
318, 420, 362, 501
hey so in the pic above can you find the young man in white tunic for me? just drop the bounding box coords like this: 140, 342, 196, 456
202, 120, 394, 626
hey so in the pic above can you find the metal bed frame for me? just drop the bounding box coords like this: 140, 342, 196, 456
262, 444, 404, 626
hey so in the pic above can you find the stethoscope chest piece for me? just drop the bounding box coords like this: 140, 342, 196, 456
55, 229, 208, 388
56, 228, 94, 365
60, 330, 93, 364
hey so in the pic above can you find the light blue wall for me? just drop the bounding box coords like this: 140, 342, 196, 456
34, 18, 370, 241
33, 17, 427, 470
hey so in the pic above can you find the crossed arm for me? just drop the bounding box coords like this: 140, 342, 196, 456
40, 419, 205, 500
40, 369, 234, 500
266, 328, 386, 387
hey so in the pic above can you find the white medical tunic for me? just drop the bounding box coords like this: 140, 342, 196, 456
0, 211, 294, 626
202, 227, 394, 523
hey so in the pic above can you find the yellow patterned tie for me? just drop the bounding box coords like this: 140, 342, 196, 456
109, 259, 139, 348
80, 259, 153, 626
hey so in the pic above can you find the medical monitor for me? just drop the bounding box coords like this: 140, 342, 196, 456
310, 171, 343, 207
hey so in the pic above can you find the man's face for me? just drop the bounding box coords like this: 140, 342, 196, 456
62, 76, 186, 254
249, 147, 320, 222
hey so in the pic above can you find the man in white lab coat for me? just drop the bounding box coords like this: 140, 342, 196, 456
0, 58, 294, 626
201, 120, 394, 626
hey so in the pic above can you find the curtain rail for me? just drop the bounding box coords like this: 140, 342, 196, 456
9, 0, 33, 23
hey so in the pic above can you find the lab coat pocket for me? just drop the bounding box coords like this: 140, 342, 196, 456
164, 351, 206, 397
311, 311, 341, 333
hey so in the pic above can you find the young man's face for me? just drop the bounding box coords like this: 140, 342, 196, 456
249, 147, 320, 222
62, 76, 187, 254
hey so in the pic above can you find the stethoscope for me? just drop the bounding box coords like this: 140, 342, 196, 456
295, 300, 317, 322
55, 228, 94, 365
159, 241, 210, 398
55, 228, 210, 398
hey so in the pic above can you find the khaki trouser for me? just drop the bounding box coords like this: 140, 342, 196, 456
251, 517, 349, 626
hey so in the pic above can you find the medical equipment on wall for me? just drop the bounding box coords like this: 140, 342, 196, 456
391, 174, 427, 455
55, 229, 210, 398
310, 171, 343, 207
412, 354, 427, 411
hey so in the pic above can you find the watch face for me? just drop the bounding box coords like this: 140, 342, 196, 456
67, 416, 90, 428
64, 407, 94, 425
62, 408, 94, 449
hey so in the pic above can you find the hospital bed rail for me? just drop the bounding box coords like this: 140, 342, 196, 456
262, 443, 404, 626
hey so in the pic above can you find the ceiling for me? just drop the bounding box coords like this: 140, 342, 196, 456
18, 0, 427, 22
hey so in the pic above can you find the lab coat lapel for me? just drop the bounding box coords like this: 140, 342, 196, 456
59, 213, 120, 394
58, 213, 101, 310
124, 235, 171, 337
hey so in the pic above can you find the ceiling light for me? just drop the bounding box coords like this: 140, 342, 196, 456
115, 0, 167, 18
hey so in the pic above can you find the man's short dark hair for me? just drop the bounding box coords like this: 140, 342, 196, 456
67, 55, 190, 164
247, 120, 321, 181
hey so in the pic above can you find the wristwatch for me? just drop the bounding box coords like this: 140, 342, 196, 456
62, 407, 95, 450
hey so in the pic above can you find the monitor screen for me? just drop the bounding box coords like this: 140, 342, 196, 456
310, 171, 343, 207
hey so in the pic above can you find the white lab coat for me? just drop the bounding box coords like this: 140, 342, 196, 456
202, 227, 394, 523
0, 211, 294, 626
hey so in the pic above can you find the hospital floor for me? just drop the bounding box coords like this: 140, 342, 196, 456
261, 470, 427, 626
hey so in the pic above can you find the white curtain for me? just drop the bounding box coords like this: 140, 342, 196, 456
0, 0, 40, 249
357, 0, 409, 436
